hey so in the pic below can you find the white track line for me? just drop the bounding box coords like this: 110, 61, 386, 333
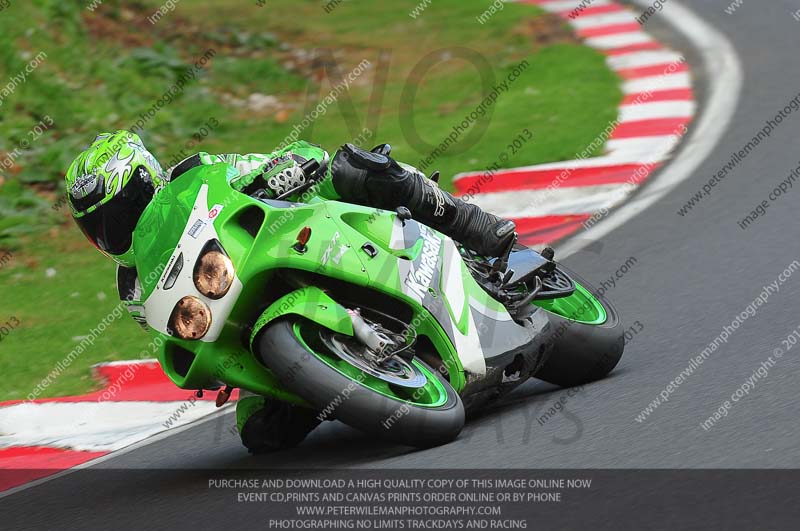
623, 72, 692, 93
586, 32, 653, 49
0, 406, 235, 500
473, 184, 633, 218
619, 101, 696, 121
0, 401, 219, 452
607, 50, 686, 70
606, 135, 683, 159
539, 0, 612, 10
570, 12, 638, 29
558, 0, 744, 258
455, 147, 673, 179
93, 358, 158, 367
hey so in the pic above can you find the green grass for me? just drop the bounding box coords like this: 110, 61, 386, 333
0, 0, 621, 401
0, 229, 149, 400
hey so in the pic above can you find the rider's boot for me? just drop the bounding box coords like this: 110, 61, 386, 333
236, 394, 320, 454
330, 143, 516, 258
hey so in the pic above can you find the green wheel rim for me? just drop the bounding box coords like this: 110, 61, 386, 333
533, 282, 607, 325
292, 322, 449, 408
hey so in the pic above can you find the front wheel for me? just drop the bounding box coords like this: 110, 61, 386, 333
532, 266, 624, 387
254, 318, 465, 448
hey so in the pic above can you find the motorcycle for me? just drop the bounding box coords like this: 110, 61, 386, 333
132, 158, 623, 449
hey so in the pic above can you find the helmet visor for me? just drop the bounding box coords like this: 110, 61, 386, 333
74, 166, 155, 256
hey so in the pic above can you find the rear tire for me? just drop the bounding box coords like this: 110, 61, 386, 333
254, 318, 465, 448
534, 267, 624, 387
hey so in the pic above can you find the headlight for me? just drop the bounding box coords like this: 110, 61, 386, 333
169, 296, 211, 340
193, 243, 234, 300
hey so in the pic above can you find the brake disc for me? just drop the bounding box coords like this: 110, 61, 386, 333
320, 331, 428, 389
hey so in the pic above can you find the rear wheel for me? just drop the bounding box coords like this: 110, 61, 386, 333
532, 266, 624, 387
254, 317, 464, 448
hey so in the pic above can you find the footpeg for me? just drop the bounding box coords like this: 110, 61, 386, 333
491, 232, 518, 275
511, 277, 542, 321
539, 245, 556, 274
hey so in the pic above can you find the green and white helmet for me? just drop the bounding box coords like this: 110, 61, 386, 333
65, 130, 166, 267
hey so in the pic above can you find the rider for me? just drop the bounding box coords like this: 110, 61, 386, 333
65, 130, 516, 452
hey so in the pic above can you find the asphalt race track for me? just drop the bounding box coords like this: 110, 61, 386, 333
4, 1, 800, 528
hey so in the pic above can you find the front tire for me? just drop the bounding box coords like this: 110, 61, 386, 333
254, 318, 465, 448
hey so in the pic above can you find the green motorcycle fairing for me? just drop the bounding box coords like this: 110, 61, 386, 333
130, 163, 597, 403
